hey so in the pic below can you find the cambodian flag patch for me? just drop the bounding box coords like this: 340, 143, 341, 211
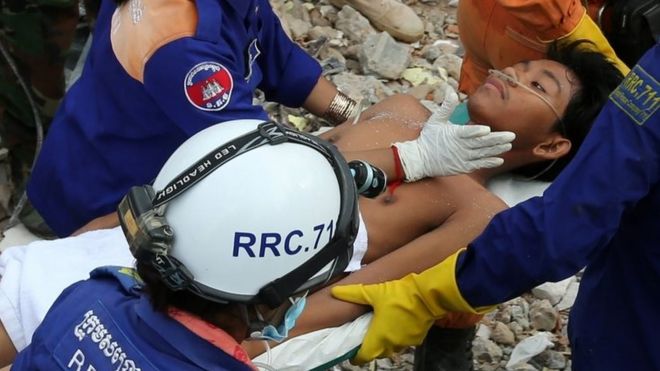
184, 62, 234, 111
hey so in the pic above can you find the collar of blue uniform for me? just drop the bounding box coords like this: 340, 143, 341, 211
90, 266, 143, 294
133, 297, 252, 370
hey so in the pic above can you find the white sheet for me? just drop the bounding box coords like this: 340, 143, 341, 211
0, 227, 133, 350
487, 174, 549, 207
253, 313, 372, 371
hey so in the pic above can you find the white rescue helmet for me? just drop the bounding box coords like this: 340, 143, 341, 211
119, 119, 359, 308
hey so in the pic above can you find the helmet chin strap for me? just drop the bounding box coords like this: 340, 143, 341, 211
237, 304, 263, 337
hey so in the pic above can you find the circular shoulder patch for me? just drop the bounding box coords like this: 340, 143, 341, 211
184, 62, 234, 111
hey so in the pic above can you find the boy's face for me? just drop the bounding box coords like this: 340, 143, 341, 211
467, 59, 579, 150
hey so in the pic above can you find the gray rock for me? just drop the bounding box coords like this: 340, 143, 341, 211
557, 280, 580, 311
331, 72, 392, 104
383, 80, 406, 95
359, 32, 411, 80
409, 57, 434, 70
508, 298, 531, 329
336, 359, 364, 370
320, 56, 347, 75
406, 84, 434, 100
426, 9, 448, 35
445, 13, 458, 25
507, 321, 525, 340
309, 7, 332, 27
319, 48, 347, 65
509, 363, 539, 371
319, 5, 339, 24
431, 81, 451, 103
473, 337, 503, 363
495, 305, 513, 323
433, 53, 463, 80
342, 44, 361, 60
491, 321, 516, 345
284, 0, 311, 23
433, 39, 461, 55
335, 6, 376, 43
476, 323, 492, 340
533, 350, 567, 370
530, 299, 559, 331
447, 77, 459, 91
531, 277, 573, 305
422, 44, 444, 62
287, 17, 312, 40
308, 25, 344, 41
476, 363, 498, 371
345, 59, 362, 72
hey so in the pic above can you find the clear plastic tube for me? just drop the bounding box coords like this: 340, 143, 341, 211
488, 69, 564, 126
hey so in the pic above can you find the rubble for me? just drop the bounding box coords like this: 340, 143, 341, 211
359, 32, 411, 79
491, 321, 516, 346
530, 300, 560, 332
532, 278, 574, 305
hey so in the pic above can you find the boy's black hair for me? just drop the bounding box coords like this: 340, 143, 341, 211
136, 260, 241, 322
512, 41, 624, 181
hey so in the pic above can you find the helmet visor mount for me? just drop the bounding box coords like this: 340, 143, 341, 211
119, 121, 359, 308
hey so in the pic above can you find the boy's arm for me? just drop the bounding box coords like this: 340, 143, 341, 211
291, 189, 507, 338
71, 212, 120, 236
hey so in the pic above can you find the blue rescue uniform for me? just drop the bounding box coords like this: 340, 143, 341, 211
457, 44, 659, 370
12, 266, 254, 371
27, 0, 322, 236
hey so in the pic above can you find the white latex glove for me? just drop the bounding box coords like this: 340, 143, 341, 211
394, 87, 515, 181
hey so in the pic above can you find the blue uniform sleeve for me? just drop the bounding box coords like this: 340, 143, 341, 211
457, 44, 660, 307
255, 0, 323, 107
143, 37, 269, 137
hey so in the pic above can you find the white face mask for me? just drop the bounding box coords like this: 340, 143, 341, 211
250, 294, 307, 343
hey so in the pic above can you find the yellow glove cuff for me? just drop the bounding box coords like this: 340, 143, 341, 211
414, 249, 495, 316
557, 12, 630, 76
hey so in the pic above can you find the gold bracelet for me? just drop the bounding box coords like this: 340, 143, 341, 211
322, 91, 358, 125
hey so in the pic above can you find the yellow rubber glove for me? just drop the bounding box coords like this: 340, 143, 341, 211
556, 11, 630, 76
331, 250, 494, 364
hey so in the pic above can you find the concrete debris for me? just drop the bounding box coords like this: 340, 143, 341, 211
491, 321, 517, 346
530, 299, 560, 331
532, 277, 574, 305
335, 5, 377, 43
359, 32, 411, 79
